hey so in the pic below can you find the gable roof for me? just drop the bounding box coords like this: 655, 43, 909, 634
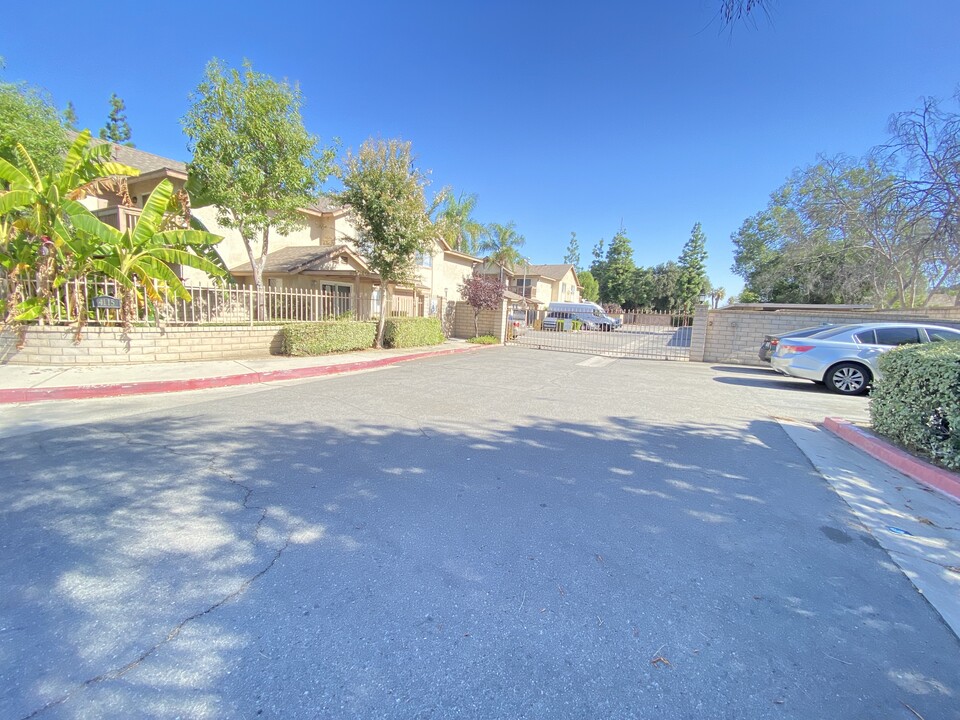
69, 131, 188, 174
522, 264, 578, 282
70, 132, 353, 215
229, 245, 370, 275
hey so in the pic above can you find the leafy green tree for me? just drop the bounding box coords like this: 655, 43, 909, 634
578, 269, 599, 302
479, 221, 525, 281
601, 228, 635, 305
182, 58, 336, 312
434, 191, 484, 254
63, 101, 78, 131
99, 93, 133, 146
589, 238, 607, 298
650, 262, 682, 311
336, 138, 435, 347
629, 266, 655, 309
71, 179, 226, 330
563, 231, 580, 269
0, 74, 67, 174
677, 222, 709, 311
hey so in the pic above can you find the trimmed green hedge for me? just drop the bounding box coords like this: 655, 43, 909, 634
870, 342, 960, 470
281, 321, 376, 356
383, 317, 445, 348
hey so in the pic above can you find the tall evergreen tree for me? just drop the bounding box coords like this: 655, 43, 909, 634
602, 229, 635, 305
99, 93, 133, 146
677, 222, 709, 311
563, 231, 580, 269
63, 101, 78, 131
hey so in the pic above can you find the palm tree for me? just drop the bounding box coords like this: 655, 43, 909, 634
712, 287, 726, 308
434, 192, 484, 255
479, 221, 525, 281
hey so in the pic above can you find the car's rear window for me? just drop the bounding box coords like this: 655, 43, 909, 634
807, 325, 859, 340
928, 328, 960, 342
874, 327, 922, 345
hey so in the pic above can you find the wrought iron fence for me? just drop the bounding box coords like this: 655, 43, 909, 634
507, 308, 694, 360
2, 277, 425, 326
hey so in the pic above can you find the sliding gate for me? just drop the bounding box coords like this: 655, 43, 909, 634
507, 309, 693, 360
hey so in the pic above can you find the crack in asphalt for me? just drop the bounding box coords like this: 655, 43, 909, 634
18, 430, 290, 720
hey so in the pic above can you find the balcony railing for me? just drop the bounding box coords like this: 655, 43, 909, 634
92, 205, 142, 233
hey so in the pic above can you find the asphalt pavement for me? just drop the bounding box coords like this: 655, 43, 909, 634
1, 347, 957, 719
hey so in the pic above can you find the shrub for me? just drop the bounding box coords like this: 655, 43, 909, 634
467, 335, 500, 345
870, 342, 960, 470
383, 317, 444, 348
281, 321, 376, 356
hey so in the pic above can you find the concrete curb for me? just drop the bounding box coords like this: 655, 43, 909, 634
0, 344, 497, 405
823, 417, 960, 503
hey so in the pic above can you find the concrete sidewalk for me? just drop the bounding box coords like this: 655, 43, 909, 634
0, 340, 494, 404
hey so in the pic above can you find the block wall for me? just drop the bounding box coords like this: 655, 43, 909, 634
691, 307, 960, 365
0, 325, 285, 365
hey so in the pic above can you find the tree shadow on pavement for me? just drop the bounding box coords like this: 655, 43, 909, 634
1, 412, 957, 719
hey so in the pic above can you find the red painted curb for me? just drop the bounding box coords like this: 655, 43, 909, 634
0, 344, 499, 405
823, 417, 960, 503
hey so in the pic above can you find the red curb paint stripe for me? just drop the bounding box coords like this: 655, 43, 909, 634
0, 344, 499, 405
823, 416, 960, 503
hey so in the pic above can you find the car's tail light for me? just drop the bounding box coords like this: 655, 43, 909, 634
780, 344, 814, 355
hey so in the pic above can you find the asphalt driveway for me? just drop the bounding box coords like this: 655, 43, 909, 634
1, 348, 957, 719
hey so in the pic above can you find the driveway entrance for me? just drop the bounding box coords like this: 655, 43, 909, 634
508, 309, 693, 360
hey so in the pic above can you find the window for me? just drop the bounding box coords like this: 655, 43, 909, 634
416, 251, 433, 267
321, 283, 352, 317
854, 330, 876, 344
927, 328, 960, 342
874, 327, 922, 346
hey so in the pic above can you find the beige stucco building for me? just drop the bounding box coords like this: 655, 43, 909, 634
80, 139, 481, 318
478, 262, 582, 307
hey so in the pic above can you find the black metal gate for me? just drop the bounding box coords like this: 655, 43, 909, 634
507, 309, 693, 360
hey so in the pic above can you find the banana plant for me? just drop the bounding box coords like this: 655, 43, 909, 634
71, 179, 226, 331
0, 130, 139, 325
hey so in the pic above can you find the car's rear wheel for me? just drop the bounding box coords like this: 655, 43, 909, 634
825, 362, 871, 396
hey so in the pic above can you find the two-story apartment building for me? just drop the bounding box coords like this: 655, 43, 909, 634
479, 262, 582, 307
78, 137, 481, 318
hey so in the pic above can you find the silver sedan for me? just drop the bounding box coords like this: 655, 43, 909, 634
770, 322, 960, 395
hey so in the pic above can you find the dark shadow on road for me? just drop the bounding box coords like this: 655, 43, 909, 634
713, 375, 829, 393
1, 410, 956, 719
710, 365, 777, 376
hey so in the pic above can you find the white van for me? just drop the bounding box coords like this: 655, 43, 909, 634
542, 302, 618, 331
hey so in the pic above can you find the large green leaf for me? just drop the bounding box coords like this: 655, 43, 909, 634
62, 131, 92, 175
131, 179, 174, 247
89, 258, 134, 288
142, 246, 226, 277
70, 212, 125, 246
138, 257, 192, 300
0, 190, 34, 216
95, 161, 140, 179
152, 229, 223, 248
0, 156, 33, 190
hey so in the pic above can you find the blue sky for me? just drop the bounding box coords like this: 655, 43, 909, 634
3, 0, 959, 295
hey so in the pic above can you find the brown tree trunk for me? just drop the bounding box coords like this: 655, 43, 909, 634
375, 283, 390, 348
